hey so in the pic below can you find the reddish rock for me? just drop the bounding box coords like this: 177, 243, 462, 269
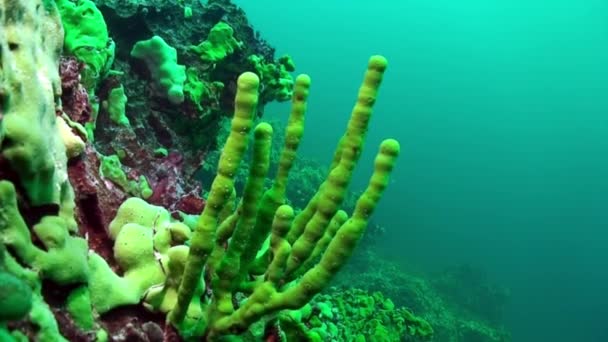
67, 146, 126, 263
59, 56, 92, 124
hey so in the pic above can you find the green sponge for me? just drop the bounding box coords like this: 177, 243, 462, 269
103, 85, 130, 127
88, 198, 193, 314
0, 270, 32, 321
131, 36, 187, 104
190, 21, 243, 63
56, 0, 115, 90
249, 54, 296, 102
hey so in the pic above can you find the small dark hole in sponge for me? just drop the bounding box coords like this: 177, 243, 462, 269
8, 42, 19, 51
1, 136, 15, 149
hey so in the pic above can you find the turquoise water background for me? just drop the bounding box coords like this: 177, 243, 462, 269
236, 1, 608, 340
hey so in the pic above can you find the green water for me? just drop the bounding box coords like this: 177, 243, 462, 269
237, 0, 608, 341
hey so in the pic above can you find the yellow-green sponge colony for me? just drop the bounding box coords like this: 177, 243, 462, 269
169, 56, 399, 338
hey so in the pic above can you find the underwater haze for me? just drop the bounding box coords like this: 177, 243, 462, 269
237, 0, 608, 341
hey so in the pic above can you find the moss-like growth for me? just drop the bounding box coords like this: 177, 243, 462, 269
283, 288, 433, 341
